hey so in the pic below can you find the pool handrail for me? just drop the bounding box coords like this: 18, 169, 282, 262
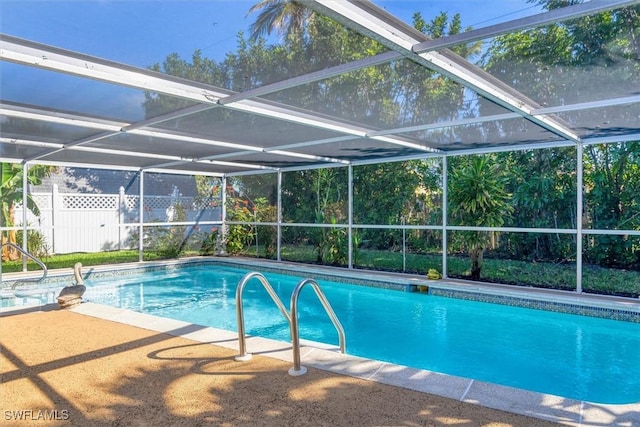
288, 278, 346, 376
0, 242, 48, 287
234, 271, 292, 361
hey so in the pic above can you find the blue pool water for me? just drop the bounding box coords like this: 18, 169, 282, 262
84, 265, 640, 404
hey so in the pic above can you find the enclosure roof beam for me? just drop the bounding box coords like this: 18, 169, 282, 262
218, 51, 400, 105
142, 168, 223, 177
0, 102, 126, 131
1, 134, 195, 165
0, 102, 265, 152
144, 158, 279, 172
121, 103, 220, 132
0, 137, 64, 150
0, 34, 230, 104
370, 113, 520, 137
582, 133, 640, 146
533, 95, 640, 115
22, 160, 142, 172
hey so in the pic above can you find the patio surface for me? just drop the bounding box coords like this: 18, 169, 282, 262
0, 304, 564, 427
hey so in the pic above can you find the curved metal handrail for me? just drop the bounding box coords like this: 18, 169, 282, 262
289, 278, 346, 376
1, 242, 48, 287
234, 271, 291, 361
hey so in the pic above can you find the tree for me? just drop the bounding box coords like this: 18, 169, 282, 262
281, 167, 348, 264
413, 11, 482, 59
449, 156, 513, 280
1, 163, 54, 261
482, 1, 640, 269
246, 0, 313, 42
583, 142, 640, 268
353, 161, 434, 251
498, 148, 576, 262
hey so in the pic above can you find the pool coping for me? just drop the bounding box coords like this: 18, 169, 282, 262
2, 301, 635, 427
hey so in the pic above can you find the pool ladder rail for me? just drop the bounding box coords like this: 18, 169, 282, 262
235, 271, 346, 376
0, 242, 48, 287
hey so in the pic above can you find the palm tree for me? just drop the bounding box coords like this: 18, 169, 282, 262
246, 0, 313, 41
449, 156, 513, 280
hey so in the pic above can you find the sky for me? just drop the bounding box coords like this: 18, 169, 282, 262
0, 0, 543, 120
0, 0, 542, 66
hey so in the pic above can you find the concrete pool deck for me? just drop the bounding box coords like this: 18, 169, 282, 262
1, 302, 638, 426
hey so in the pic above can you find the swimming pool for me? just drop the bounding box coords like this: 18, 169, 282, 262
81, 263, 640, 405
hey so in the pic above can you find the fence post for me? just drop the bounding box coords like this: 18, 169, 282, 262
119, 186, 125, 250
139, 172, 144, 262
52, 184, 59, 254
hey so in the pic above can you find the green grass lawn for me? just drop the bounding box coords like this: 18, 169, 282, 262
275, 245, 640, 297
2, 247, 638, 298
2, 250, 139, 272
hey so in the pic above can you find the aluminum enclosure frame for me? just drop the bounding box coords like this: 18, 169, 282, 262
2, 0, 640, 174
1, 0, 639, 295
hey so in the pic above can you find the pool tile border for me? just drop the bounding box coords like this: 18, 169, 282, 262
428, 287, 640, 323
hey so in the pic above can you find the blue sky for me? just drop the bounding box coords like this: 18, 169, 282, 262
1, 0, 542, 66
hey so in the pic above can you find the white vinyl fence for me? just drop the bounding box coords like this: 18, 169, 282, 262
16, 185, 221, 254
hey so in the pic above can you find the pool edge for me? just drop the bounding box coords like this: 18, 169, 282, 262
52, 301, 638, 427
